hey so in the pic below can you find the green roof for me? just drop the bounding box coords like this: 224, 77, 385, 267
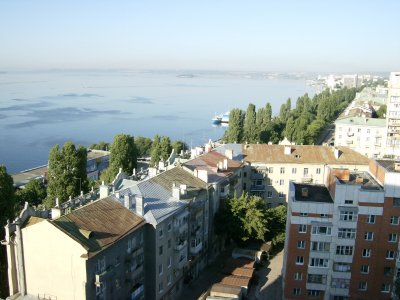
335, 117, 386, 127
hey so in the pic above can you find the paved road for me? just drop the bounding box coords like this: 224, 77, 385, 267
250, 250, 284, 300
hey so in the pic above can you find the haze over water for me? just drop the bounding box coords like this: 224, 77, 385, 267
0, 70, 315, 173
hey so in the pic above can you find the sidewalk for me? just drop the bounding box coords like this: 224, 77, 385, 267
178, 248, 232, 300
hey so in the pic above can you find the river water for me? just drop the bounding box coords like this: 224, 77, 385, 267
0, 70, 315, 173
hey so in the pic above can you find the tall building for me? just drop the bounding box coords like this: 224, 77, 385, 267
4, 197, 146, 300
386, 72, 400, 157
282, 159, 400, 300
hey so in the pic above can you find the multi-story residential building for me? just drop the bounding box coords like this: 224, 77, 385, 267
4, 197, 146, 300
282, 159, 400, 300
386, 72, 400, 156
215, 144, 370, 208
109, 166, 209, 300
334, 117, 387, 158
342, 74, 359, 89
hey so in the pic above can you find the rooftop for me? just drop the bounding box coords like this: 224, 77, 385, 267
376, 159, 400, 173
184, 150, 243, 183
220, 275, 251, 288
50, 197, 145, 256
336, 171, 382, 190
293, 183, 333, 203
240, 144, 370, 165
335, 116, 386, 127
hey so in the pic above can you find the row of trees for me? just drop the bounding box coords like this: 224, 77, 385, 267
215, 193, 286, 246
223, 88, 358, 145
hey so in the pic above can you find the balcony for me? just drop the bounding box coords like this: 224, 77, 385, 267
131, 283, 144, 300
190, 241, 202, 255
177, 255, 188, 269
250, 184, 265, 192
174, 240, 187, 251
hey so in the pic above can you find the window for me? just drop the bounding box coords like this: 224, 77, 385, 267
300, 212, 308, 216
95, 257, 106, 274
364, 232, 374, 241
292, 167, 297, 174
159, 227, 164, 238
331, 278, 350, 289
336, 245, 354, 256
159, 263, 163, 275
307, 274, 326, 284
340, 210, 357, 221
279, 192, 285, 198
393, 198, 400, 207
168, 239, 171, 248
159, 246, 163, 255
358, 281, 367, 291
316, 168, 321, 174
243, 172, 247, 178
294, 272, 302, 280
298, 224, 307, 233
268, 167, 273, 174
293, 288, 301, 295
309, 258, 328, 268
360, 265, 369, 274
391, 216, 400, 225
344, 199, 353, 204
296, 256, 304, 265
297, 240, 305, 249
307, 290, 320, 297
362, 249, 371, 258
159, 282, 164, 293
267, 191, 272, 198
338, 228, 356, 239
266, 178, 272, 185
320, 213, 329, 218
303, 168, 309, 176
243, 183, 246, 190
167, 274, 172, 285
367, 129, 370, 134
311, 241, 330, 252
389, 233, 398, 242
381, 283, 390, 293
312, 225, 331, 235
386, 250, 395, 259
167, 222, 172, 232
280, 167, 285, 174
366, 214, 375, 224
279, 179, 284, 186
333, 262, 351, 272
384, 267, 393, 276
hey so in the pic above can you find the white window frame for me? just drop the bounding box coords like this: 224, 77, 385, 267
296, 256, 304, 265
364, 232, 374, 241
298, 224, 307, 233
362, 249, 371, 258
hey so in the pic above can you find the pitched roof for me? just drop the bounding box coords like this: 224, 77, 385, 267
241, 144, 370, 165
115, 167, 206, 224
183, 151, 243, 183
335, 116, 386, 127
51, 197, 145, 255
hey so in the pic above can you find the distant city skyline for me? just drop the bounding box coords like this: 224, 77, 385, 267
1, 0, 400, 72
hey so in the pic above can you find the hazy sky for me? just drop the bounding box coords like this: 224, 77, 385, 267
1, 1, 399, 72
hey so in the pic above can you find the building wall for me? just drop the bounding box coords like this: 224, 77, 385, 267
22, 220, 88, 300
386, 72, 400, 156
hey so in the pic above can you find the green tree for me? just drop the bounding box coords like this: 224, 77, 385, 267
0, 165, 15, 227
150, 134, 162, 167
172, 140, 187, 155
223, 108, 244, 143
110, 134, 137, 174
89, 141, 110, 151
376, 104, 387, 118
160, 136, 172, 161
15, 179, 46, 207
265, 205, 287, 241
135, 136, 153, 157
243, 103, 257, 143
45, 142, 88, 207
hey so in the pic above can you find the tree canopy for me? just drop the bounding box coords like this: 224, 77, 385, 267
15, 179, 46, 207
0, 165, 15, 227
45, 142, 88, 207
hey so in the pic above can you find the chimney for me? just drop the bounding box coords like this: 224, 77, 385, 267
225, 149, 233, 160
99, 181, 109, 199
334, 148, 342, 159
355, 176, 364, 184
301, 187, 309, 197
395, 163, 400, 172
55, 197, 60, 208
124, 194, 131, 209
180, 184, 187, 196
197, 169, 209, 183
172, 183, 181, 200
284, 146, 292, 155
51, 207, 61, 219
223, 159, 228, 171
135, 195, 144, 216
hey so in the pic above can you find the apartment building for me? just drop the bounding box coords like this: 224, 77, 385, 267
282, 159, 400, 300
4, 197, 146, 300
110, 166, 209, 300
215, 144, 370, 207
386, 72, 400, 156
334, 117, 386, 158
